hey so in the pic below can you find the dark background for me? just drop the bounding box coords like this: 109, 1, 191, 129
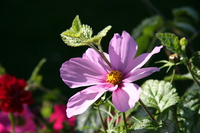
0, 0, 199, 98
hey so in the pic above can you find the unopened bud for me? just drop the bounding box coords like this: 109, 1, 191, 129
180, 37, 188, 46
180, 37, 187, 51
169, 54, 180, 63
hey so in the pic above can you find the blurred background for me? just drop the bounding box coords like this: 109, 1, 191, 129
0, 0, 200, 98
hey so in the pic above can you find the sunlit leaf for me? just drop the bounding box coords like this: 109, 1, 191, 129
62, 15, 82, 37
156, 33, 184, 56
61, 15, 111, 47
140, 80, 179, 113
133, 119, 157, 130
86, 25, 112, 45
61, 16, 93, 47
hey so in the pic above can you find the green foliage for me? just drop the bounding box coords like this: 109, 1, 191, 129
76, 106, 103, 133
164, 73, 193, 82
0, 64, 6, 75
157, 119, 178, 133
177, 90, 200, 133
40, 100, 53, 118
173, 22, 196, 34
132, 16, 164, 38
172, 6, 198, 35
132, 15, 164, 56
189, 51, 200, 81
132, 119, 178, 133
156, 33, 185, 56
27, 58, 46, 88
140, 80, 179, 113
61, 15, 111, 47
156, 60, 180, 72
172, 7, 199, 22
132, 119, 157, 131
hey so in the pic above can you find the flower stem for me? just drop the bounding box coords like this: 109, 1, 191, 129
87, 43, 111, 68
8, 113, 15, 133
139, 99, 159, 126
122, 112, 129, 133
96, 105, 107, 133
97, 44, 111, 67
170, 66, 176, 84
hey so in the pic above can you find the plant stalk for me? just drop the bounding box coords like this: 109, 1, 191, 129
8, 113, 15, 133
139, 99, 159, 126
122, 112, 129, 133
97, 105, 107, 133
170, 66, 176, 84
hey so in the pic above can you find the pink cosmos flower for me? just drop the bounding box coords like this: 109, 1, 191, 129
60, 31, 163, 118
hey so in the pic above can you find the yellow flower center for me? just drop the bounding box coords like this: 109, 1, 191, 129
106, 70, 122, 85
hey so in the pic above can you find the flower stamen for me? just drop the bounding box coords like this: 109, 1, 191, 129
106, 70, 122, 85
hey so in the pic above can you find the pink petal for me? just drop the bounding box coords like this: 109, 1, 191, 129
0, 124, 8, 133
49, 105, 67, 130
60, 58, 107, 88
109, 31, 138, 71
83, 48, 111, 73
112, 83, 141, 112
124, 45, 163, 75
66, 85, 107, 118
123, 67, 160, 83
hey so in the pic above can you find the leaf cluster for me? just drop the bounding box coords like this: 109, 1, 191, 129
61, 15, 111, 47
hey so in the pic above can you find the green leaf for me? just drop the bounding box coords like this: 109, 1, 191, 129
131, 16, 164, 55
174, 22, 197, 34
0, 64, 6, 76
61, 15, 92, 47
190, 51, 200, 69
86, 25, 112, 45
189, 51, 200, 81
27, 58, 46, 88
76, 106, 104, 133
40, 100, 53, 118
135, 35, 151, 56
133, 119, 158, 130
131, 119, 159, 133
140, 80, 179, 113
164, 73, 193, 82
177, 90, 200, 133
157, 119, 178, 133
172, 7, 199, 22
63, 15, 82, 37
156, 33, 184, 56
132, 15, 164, 38
61, 15, 111, 47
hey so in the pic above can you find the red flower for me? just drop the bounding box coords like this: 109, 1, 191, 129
0, 74, 33, 113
